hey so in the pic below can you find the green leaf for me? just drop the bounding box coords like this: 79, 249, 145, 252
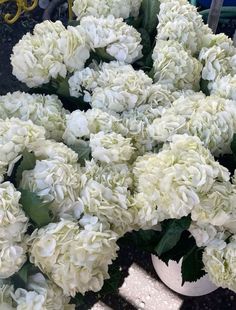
155, 216, 191, 256
11, 262, 30, 289
95, 48, 116, 62
119, 229, 162, 254
68, 141, 91, 166
16, 150, 36, 187
138, 28, 152, 57
68, 20, 80, 27
100, 264, 122, 295
231, 134, 236, 156
19, 189, 52, 228
200, 79, 210, 96
141, 0, 160, 34
160, 232, 196, 265
181, 247, 206, 284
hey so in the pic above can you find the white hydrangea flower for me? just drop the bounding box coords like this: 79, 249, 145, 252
146, 84, 177, 115
20, 159, 82, 220
90, 62, 152, 113
12, 289, 45, 310
57, 26, 90, 72
72, 0, 142, 20
68, 67, 99, 98
120, 104, 161, 155
0, 92, 67, 141
28, 219, 119, 296
157, 0, 211, 54
0, 182, 28, 244
152, 40, 202, 90
27, 273, 74, 309
90, 132, 134, 163
199, 34, 235, 83
148, 93, 236, 156
63, 108, 126, 146
11, 21, 90, 88
211, 75, 236, 100
189, 222, 219, 248
0, 243, 27, 278
79, 160, 134, 235
11, 21, 67, 87
0, 284, 15, 309
191, 181, 236, 230
79, 16, 142, 63
31, 139, 78, 164
133, 134, 229, 223
0, 118, 45, 177
203, 236, 236, 292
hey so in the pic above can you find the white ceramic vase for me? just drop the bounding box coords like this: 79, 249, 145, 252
151, 255, 218, 296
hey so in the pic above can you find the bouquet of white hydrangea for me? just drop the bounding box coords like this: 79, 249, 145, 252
2, 0, 236, 306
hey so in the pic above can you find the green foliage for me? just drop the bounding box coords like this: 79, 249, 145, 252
160, 231, 196, 265
231, 134, 236, 156
16, 150, 36, 187
141, 0, 160, 34
19, 189, 53, 228
11, 261, 38, 290
68, 141, 91, 166
155, 216, 191, 256
181, 246, 206, 284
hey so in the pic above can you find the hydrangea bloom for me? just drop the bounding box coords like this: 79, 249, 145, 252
68, 67, 99, 98
148, 93, 236, 156
90, 62, 152, 113
133, 135, 229, 224
0, 283, 15, 309
0, 92, 67, 141
0, 118, 45, 177
20, 159, 82, 220
31, 139, 78, 164
191, 181, 236, 230
79, 160, 134, 235
28, 219, 118, 296
11, 21, 90, 87
0, 243, 27, 278
90, 132, 134, 163
152, 40, 202, 90
11, 273, 75, 309
79, 16, 142, 63
72, 0, 142, 20
157, 0, 211, 54
0, 182, 28, 244
189, 223, 219, 247
203, 236, 236, 291
63, 108, 127, 146
211, 75, 236, 100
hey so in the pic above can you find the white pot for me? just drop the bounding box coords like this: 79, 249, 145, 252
151, 255, 218, 296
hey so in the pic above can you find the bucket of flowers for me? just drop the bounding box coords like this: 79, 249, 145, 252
0, 0, 236, 307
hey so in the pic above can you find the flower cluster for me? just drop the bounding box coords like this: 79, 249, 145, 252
11, 21, 90, 87
72, 0, 142, 20
0, 92, 67, 141
6, 0, 236, 301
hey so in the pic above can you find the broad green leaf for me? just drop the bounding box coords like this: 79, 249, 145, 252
160, 232, 196, 265
57, 77, 71, 98
181, 247, 206, 284
155, 216, 191, 256
95, 48, 116, 62
19, 189, 52, 228
68, 141, 91, 166
138, 28, 152, 58
141, 0, 160, 34
16, 150, 36, 187
11, 262, 30, 289
125, 16, 142, 29
119, 229, 162, 254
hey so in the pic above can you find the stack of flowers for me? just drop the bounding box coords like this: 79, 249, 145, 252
1, 0, 236, 306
